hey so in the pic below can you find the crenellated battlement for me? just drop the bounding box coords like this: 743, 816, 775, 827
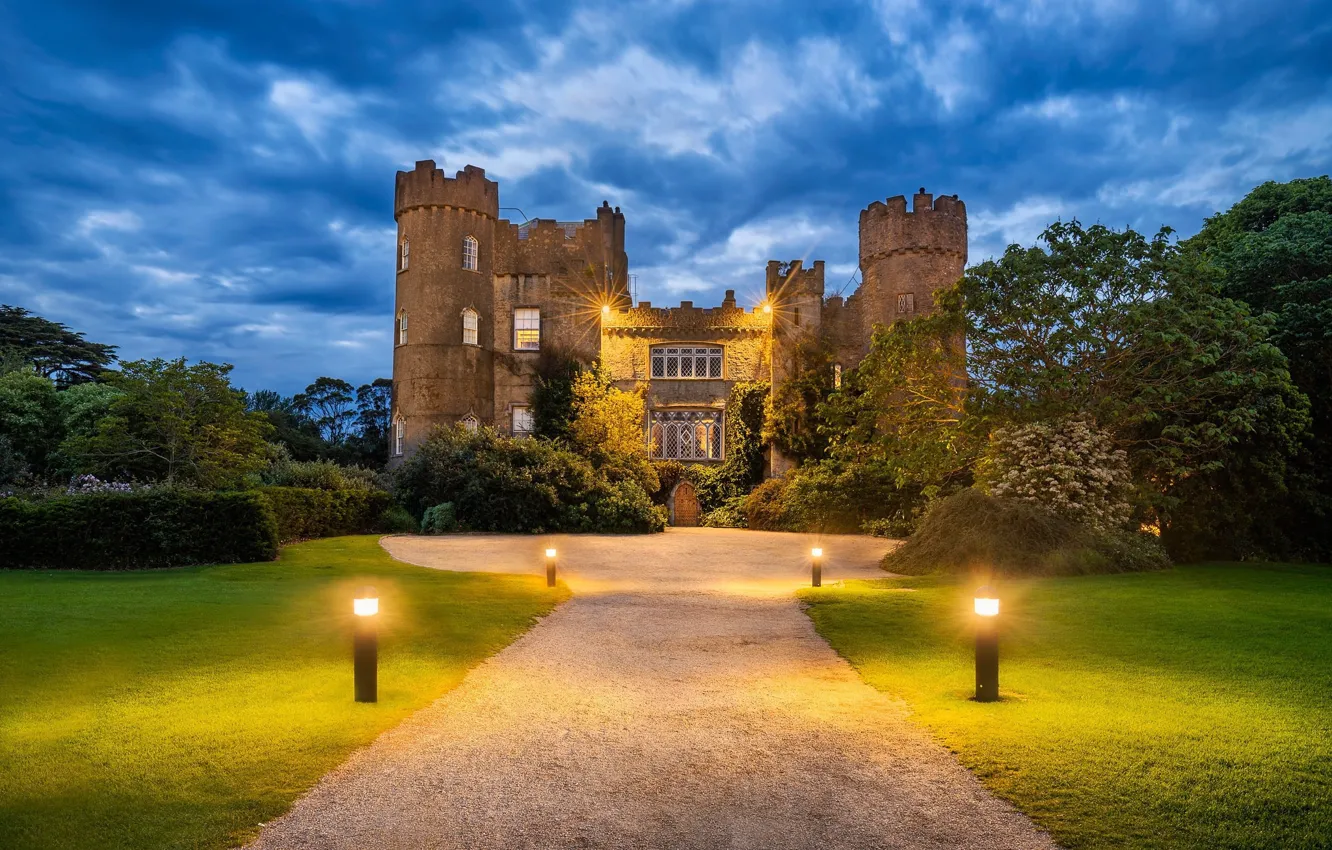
602, 290, 770, 332
764, 259, 825, 301
394, 160, 499, 220
859, 187, 967, 264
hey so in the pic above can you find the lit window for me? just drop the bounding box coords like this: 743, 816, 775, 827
897, 292, 915, 314
398, 313, 408, 346
794, 307, 801, 326
834, 363, 842, 388
462, 235, 478, 271
649, 410, 723, 460
393, 419, 404, 456
460, 413, 480, 432
400, 239, 409, 271
512, 405, 534, 437
462, 308, 478, 345
650, 345, 722, 380
514, 307, 540, 351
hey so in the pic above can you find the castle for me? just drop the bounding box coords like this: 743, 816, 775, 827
390, 160, 967, 521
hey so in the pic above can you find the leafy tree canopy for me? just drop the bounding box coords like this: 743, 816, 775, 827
0, 305, 116, 385
68, 358, 273, 488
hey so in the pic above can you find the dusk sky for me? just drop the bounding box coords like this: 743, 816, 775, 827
3, 0, 1331, 394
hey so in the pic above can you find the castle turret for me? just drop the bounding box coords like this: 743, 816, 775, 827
391, 161, 499, 461
857, 188, 967, 349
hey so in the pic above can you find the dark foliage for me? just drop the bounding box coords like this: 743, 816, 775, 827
530, 348, 587, 441
392, 425, 664, 534
0, 305, 117, 385
0, 490, 278, 569
884, 489, 1170, 577
257, 486, 392, 543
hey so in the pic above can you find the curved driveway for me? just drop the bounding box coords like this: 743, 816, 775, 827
249, 528, 1056, 850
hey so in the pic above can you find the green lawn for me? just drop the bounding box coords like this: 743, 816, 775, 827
0, 536, 568, 850
801, 563, 1332, 850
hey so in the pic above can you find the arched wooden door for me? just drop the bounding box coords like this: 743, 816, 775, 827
671, 481, 700, 527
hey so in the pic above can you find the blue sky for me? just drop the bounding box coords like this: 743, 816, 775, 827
3, 0, 1331, 394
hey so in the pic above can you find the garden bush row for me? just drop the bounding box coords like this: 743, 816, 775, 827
0, 486, 408, 569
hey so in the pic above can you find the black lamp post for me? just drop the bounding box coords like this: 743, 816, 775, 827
545, 548, 557, 588
811, 547, 823, 587
974, 586, 999, 702
353, 586, 378, 703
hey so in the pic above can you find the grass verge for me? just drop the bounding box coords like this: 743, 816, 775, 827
800, 563, 1332, 849
0, 535, 568, 850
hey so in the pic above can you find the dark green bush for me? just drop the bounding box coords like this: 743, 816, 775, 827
702, 495, 748, 528
422, 502, 458, 534
884, 488, 1170, 577
377, 504, 419, 534
257, 486, 391, 543
392, 426, 664, 534
0, 489, 278, 569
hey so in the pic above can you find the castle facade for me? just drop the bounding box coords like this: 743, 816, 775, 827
390, 160, 967, 518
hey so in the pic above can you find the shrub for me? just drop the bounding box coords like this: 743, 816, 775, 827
782, 460, 929, 534
257, 456, 382, 492
884, 488, 1169, 578
392, 425, 662, 534
744, 477, 796, 531
977, 417, 1132, 531
0, 489, 278, 569
377, 504, 419, 534
421, 502, 459, 534
257, 486, 391, 543
702, 496, 748, 528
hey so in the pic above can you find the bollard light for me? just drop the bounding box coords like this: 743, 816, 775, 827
353, 586, 378, 703
974, 585, 999, 703
811, 547, 823, 587
544, 548, 557, 588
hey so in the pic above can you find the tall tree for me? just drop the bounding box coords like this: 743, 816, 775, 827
293, 377, 356, 445
0, 306, 117, 385
960, 220, 1312, 559
68, 359, 272, 488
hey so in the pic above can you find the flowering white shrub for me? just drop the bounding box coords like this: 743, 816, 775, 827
65, 474, 135, 495
978, 418, 1132, 531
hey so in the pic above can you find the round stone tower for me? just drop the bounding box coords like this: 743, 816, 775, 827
392, 160, 498, 459
857, 188, 967, 346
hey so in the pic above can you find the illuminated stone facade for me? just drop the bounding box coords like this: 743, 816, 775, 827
390, 160, 967, 476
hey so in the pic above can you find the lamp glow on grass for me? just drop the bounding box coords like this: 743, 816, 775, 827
0, 536, 568, 850
800, 563, 1332, 849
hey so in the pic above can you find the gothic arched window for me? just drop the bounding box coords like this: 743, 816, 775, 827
462, 235, 478, 271
462, 308, 479, 345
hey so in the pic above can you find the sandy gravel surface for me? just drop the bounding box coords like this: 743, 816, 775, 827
249, 529, 1056, 850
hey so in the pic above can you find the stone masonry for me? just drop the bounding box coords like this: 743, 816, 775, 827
390, 161, 967, 485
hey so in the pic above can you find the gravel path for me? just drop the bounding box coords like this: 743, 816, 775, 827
248, 529, 1056, 850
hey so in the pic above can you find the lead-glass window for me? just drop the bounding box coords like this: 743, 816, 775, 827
648, 410, 723, 460
650, 345, 722, 380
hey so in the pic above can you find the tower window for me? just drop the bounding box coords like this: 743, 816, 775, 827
794, 307, 801, 326
393, 418, 404, 456
462, 308, 479, 345
398, 313, 408, 346
400, 239, 409, 271
462, 235, 479, 271
512, 404, 534, 437
834, 363, 842, 388
514, 307, 540, 351
897, 293, 915, 314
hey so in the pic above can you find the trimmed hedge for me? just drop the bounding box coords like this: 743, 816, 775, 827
257, 486, 391, 543
0, 490, 279, 570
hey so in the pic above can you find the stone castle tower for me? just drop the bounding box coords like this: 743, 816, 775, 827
389, 161, 966, 500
